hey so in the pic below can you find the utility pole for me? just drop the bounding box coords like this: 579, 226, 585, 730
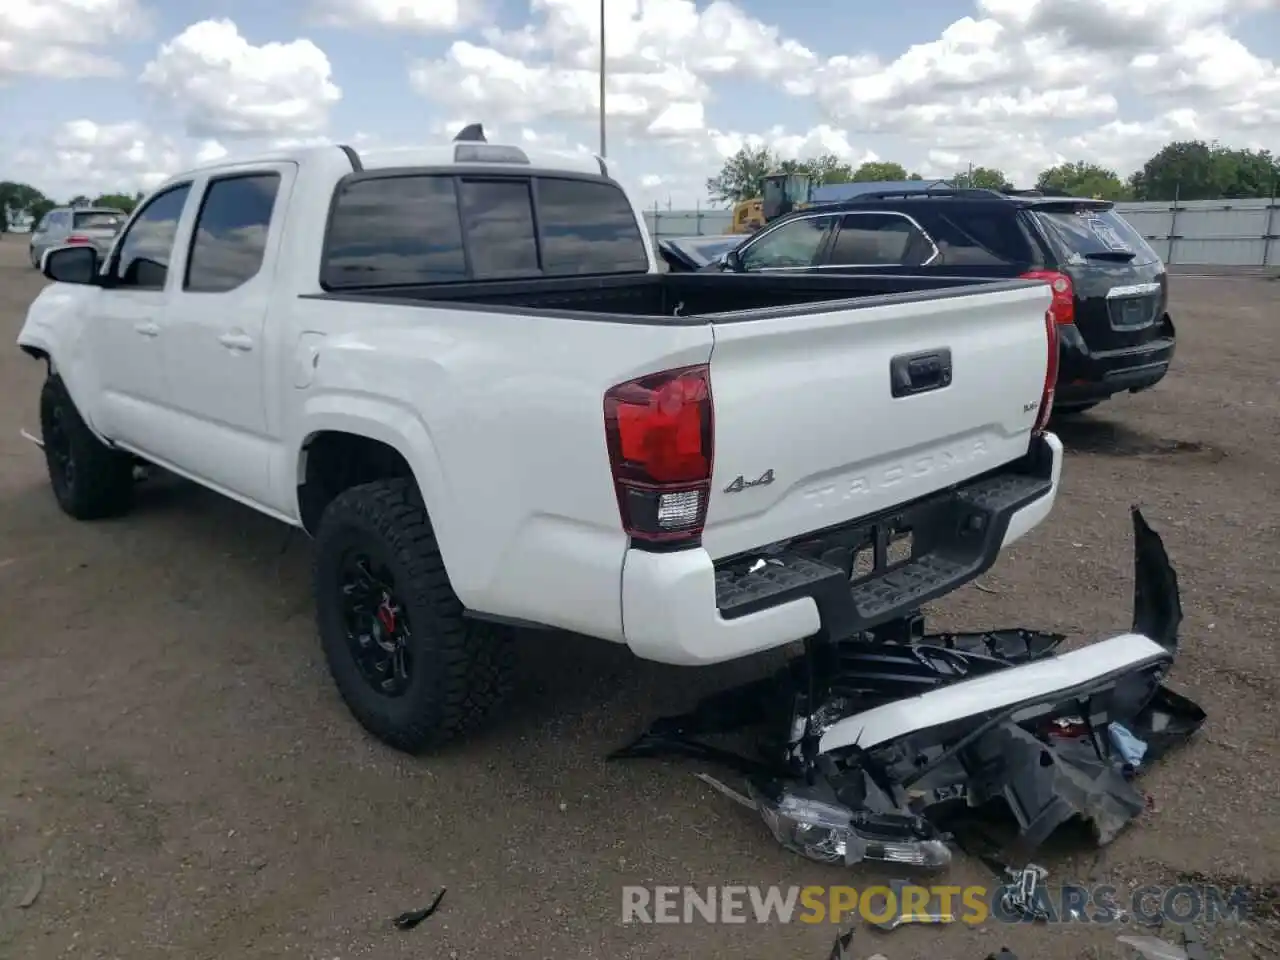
598, 0, 607, 158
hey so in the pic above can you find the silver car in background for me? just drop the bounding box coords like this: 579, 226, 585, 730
28, 207, 128, 269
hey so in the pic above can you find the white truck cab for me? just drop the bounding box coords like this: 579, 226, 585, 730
18, 126, 1064, 753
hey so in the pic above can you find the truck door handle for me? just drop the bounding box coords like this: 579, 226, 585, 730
890, 349, 952, 398
218, 332, 254, 352
134, 322, 160, 338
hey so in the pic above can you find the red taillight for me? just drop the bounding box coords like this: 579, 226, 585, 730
1035, 309, 1060, 433
604, 364, 714, 546
66, 235, 91, 245
1021, 269, 1075, 325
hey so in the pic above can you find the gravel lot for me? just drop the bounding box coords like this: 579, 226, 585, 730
1, 232, 1276, 960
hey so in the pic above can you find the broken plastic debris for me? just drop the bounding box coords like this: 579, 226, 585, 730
868, 878, 957, 930
750, 779, 951, 869
1109, 722, 1149, 769
392, 888, 446, 930
1116, 935, 1191, 960
609, 508, 1204, 872
694, 772, 753, 808
17, 867, 43, 908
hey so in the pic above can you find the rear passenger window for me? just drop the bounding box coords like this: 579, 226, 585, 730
537, 178, 649, 275
928, 212, 1033, 266
324, 176, 468, 287
458, 179, 539, 278
185, 173, 281, 293
828, 213, 931, 266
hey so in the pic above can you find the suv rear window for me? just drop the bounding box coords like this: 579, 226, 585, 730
1032, 206, 1160, 266
322, 174, 649, 289
73, 211, 125, 230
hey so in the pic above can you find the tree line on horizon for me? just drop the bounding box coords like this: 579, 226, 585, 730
0, 185, 143, 232
704, 139, 1280, 207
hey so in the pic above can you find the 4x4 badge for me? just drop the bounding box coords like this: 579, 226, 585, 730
724, 469, 775, 494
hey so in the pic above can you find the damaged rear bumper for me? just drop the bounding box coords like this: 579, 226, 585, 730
816, 632, 1171, 755
611, 506, 1205, 871
621, 432, 1063, 666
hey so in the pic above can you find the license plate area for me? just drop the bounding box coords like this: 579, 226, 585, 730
796, 520, 915, 585
1107, 294, 1159, 330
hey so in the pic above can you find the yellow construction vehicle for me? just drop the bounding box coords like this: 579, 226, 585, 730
725, 171, 815, 234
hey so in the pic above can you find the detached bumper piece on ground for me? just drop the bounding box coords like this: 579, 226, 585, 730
610, 507, 1206, 873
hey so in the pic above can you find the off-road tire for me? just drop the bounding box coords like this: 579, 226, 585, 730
313, 478, 514, 753
39, 375, 135, 519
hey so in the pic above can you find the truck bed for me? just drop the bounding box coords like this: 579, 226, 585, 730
310, 271, 1033, 322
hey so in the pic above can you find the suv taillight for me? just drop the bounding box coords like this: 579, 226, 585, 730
1020, 269, 1075, 325
66, 235, 91, 245
604, 364, 714, 547
1035, 309, 1060, 433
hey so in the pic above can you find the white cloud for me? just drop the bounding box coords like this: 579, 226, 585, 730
403, 0, 1279, 194
139, 19, 341, 139
0, 0, 151, 80
4, 0, 1279, 209
9, 120, 186, 197
312, 0, 474, 32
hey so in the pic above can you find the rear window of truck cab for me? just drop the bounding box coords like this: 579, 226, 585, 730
321, 172, 650, 288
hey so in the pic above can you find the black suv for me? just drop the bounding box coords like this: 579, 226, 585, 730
680, 188, 1175, 414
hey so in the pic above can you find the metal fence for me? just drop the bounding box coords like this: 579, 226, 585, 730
644, 199, 1280, 268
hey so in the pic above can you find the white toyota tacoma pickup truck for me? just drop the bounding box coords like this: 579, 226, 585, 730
18, 126, 1064, 752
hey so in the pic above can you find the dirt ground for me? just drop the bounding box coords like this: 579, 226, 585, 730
1, 231, 1276, 960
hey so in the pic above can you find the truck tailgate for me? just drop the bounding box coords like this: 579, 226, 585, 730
702, 282, 1053, 559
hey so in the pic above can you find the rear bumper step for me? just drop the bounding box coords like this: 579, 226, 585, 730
713, 455, 1053, 643
621, 434, 1062, 665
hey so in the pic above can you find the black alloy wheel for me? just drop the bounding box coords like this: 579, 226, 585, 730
43, 396, 76, 502
338, 548, 414, 697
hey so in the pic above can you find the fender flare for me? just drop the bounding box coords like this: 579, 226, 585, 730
295, 394, 459, 575
17, 335, 112, 446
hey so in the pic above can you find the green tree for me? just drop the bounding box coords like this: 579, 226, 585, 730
1036, 161, 1130, 200
804, 154, 855, 185
907, 172, 924, 181
851, 161, 909, 182
0, 181, 50, 219
705, 145, 776, 205
1130, 141, 1218, 201
28, 198, 56, 225
93, 192, 139, 213
0, 206, 8, 233
954, 166, 1011, 191
1214, 148, 1279, 199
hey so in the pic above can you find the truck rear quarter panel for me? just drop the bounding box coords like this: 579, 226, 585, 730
287, 297, 714, 641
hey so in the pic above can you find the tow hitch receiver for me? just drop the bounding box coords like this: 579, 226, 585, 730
609, 507, 1206, 870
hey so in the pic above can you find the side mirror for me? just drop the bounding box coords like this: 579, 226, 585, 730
722, 250, 744, 273
42, 245, 100, 285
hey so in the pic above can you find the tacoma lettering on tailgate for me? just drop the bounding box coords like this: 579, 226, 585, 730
802, 440, 988, 510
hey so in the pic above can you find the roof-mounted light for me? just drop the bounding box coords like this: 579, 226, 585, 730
454, 143, 530, 164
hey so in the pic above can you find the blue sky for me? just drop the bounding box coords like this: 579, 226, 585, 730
2, 0, 1277, 206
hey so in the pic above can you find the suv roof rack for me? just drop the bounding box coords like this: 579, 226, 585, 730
1001, 187, 1073, 198
852, 187, 1006, 201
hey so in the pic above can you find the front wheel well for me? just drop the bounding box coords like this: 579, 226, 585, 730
298, 431, 416, 535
